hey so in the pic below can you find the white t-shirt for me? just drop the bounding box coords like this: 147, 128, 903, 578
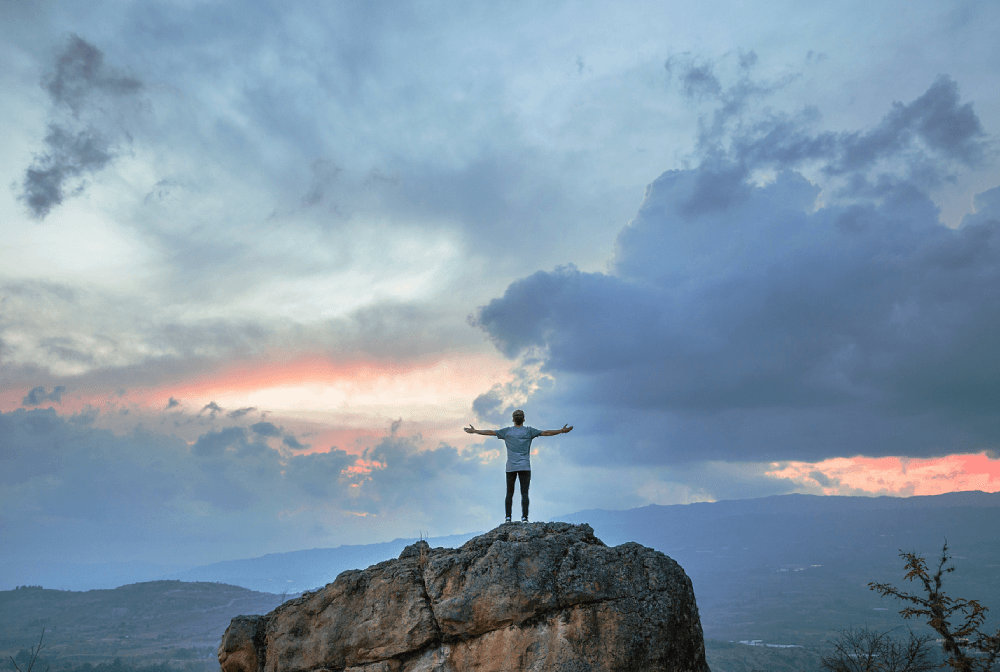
495, 425, 542, 472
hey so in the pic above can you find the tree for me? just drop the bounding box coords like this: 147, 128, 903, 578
820, 626, 936, 672
869, 542, 1000, 672
9, 629, 48, 672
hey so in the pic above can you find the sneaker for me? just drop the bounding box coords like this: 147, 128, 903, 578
504, 517, 511, 523
521, 516, 528, 523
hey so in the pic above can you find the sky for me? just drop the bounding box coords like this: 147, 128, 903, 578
2, 0, 999, 589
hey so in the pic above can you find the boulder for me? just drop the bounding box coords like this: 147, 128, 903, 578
219, 522, 710, 672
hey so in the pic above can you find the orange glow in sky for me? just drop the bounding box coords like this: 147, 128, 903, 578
1, 352, 511, 413
1, 352, 517, 454
767, 452, 1000, 496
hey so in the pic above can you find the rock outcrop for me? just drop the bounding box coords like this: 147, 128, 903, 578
219, 522, 710, 672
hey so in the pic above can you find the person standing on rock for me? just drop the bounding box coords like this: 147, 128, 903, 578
465, 409, 573, 524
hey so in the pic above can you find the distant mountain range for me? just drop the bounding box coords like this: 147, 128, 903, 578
559, 490, 1000, 643
8, 491, 1000, 649
161, 532, 480, 593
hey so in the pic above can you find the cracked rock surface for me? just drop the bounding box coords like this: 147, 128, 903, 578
218, 522, 710, 672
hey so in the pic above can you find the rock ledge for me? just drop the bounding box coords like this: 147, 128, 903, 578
219, 522, 710, 672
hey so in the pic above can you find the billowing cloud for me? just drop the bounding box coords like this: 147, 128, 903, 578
18, 34, 144, 219
664, 55, 988, 205
0, 407, 498, 575
473, 78, 1000, 465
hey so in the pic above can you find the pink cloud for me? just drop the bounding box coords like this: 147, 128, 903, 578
767, 453, 1000, 496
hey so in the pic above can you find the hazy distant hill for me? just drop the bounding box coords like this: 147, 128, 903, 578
162, 532, 480, 593
562, 490, 1000, 644
0, 581, 281, 670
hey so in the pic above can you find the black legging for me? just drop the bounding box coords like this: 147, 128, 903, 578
505, 470, 531, 519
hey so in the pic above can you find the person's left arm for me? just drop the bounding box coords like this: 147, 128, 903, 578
538, 424, 573, 437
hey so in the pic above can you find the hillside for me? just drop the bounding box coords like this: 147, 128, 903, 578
163, 533, 479, 593
0, 581, 283, 670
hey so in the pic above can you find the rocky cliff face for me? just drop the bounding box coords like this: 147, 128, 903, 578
219, 522, 710, 672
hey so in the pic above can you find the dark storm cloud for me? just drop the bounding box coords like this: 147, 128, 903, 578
18, 34, 144, 219
22, 385, 66, 406
473, 79, 1000, 465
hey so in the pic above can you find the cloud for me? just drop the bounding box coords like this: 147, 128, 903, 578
191, 426, 266, 459
43, 34, 143, 113
282, 448, 356, 498
769, 453, 1000, 497
227, 406, 257, 419
250, 421, 282, 437
732, 75, 987, 190
356, 435, 494, 515
199, 401, 223, 416
22, 385, 66, 406
18, 34, 144, 219
663, 55, 989, 204
472, 386, 508, 425
282, 435, 310, 451
165, 397, 180, 409
0, 407, 501, 571
473, 78, 1000, 465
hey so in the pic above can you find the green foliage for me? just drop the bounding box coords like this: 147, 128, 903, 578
870, 542, 1000, 672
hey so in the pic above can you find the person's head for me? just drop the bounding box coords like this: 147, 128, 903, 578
512, 409, 525, 426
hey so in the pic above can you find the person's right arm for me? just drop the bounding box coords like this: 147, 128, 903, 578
464, 425, 496, 436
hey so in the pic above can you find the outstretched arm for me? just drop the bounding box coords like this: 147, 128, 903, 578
539, 424, 573, 436
465, 425, 496, 436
